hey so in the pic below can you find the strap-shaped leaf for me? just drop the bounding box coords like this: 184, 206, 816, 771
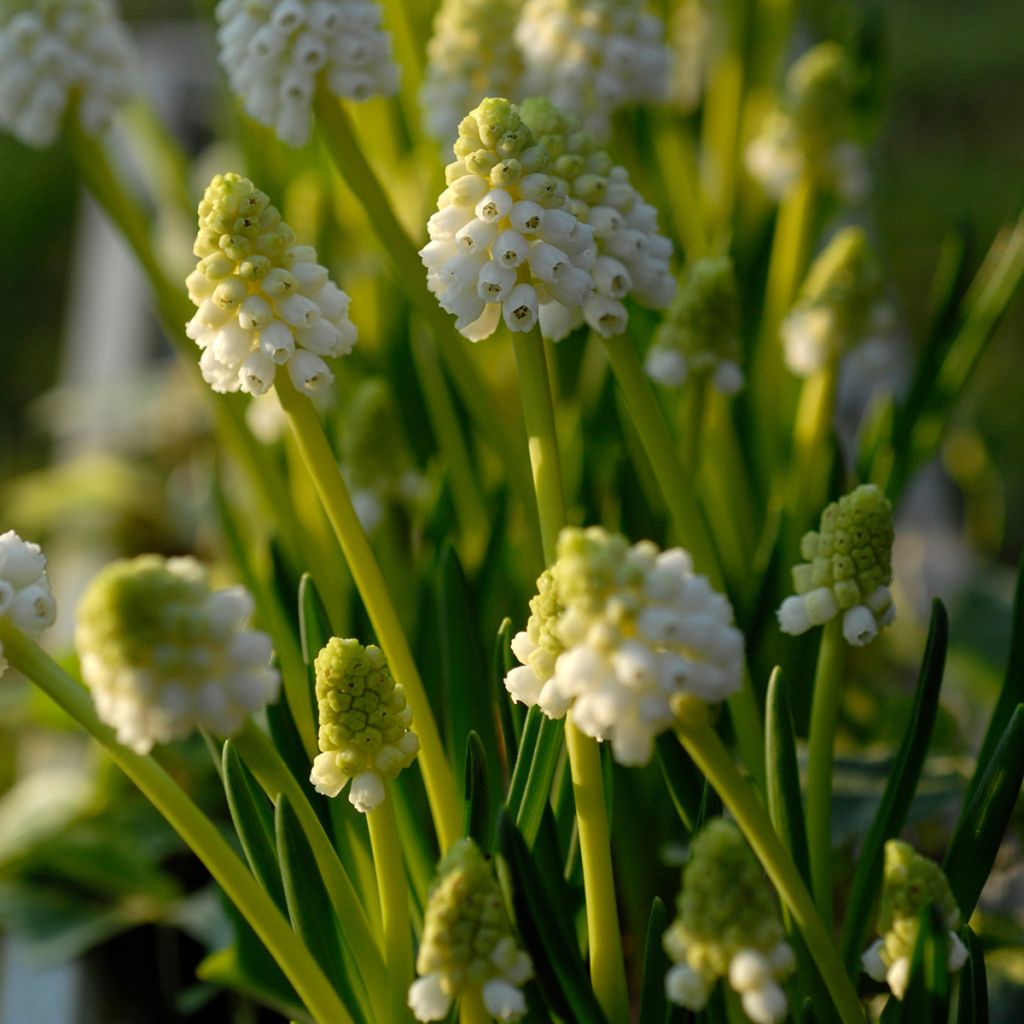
223, 740, 286, 913
955, 926, 988, 1024
497, 812, 609, 1024
655, 732, 704, 831
464, 730, 496, 852
638, 897, 670, 1024
513, 714, 565, 847
506, 706, 542, 822
493, 617, 524, 766
944, 704, 1024, 917
841, 600, 948, 972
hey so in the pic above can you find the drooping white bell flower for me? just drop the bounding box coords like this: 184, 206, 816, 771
0, 531, 57, 678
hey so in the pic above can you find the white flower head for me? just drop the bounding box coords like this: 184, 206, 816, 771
410, 839, 532, 1021
310, 637, 418, 813
0, 0, 137, 149
421, 96, 597, 341
75, 555, 280, 754
506, 526, 743, 766
0, 531, 57, 677
781, 227, 885, 377
861, 840, 967, 999
187, 172, 357, 397
516, 0, 670, 140
777, 483, 894, 646
519, 96, 676, 339
644, 256, 742, 392
664, 820, 795, 1022
421, 0, 525, 142
214, 0, 398, 147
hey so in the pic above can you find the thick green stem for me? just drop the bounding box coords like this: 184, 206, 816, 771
459, 989, 491, 1024
510, 325, 629, 1023
275, 373, 461, 851
806, 618, 847, 920
0, 626, 354, 1024
676, 715, 865, 1024
368, 790, 415, 1023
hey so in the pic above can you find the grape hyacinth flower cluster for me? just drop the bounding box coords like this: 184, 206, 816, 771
421, 97, 596, 341
421, 0, 525, 143
505, 526, 744, 765
516, 0, 670, 140
781, 227, 885, 377
0, 0, 136, 149
746, 42, 867, 202
75, 555, 280, 755
645, 256, 743, 393
861, 840, 968, 999
519, 96, 675, 339
408, 838, 532, 1022
214, 0, 397, 148
0, 531, 57, 678
777, 483, 895, 646
664, 819, 796, 1024
310, 638, 419, 813
187, 172, 357, 397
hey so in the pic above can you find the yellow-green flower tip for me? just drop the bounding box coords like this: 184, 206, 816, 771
310, 637, 418, 812
664, 820, 794, 1023
646, 257, 743, 393
410, 838, 532, 1021
778, 483, 895, 645
75, 555, 279, 754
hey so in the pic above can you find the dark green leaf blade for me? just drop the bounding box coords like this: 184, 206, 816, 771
464, 730, 496, 852
638, 897, 670, 1024
955, 926, 988, 1024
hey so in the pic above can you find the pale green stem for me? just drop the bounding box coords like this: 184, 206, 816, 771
275, 373, 461, 852
675, 715, 866, 1024
312, 89, 534, 518
0, 626, 355, 1024
378, 0, 424, 130
368, 790, 415, 1023
232, 722, 388, 996
681, 374, 708, 475
459, 988, 491, 1024
806, 618, 847, 921
652, 118, 708, 259
510, 325, 629, 1024
597, 332, 765, 783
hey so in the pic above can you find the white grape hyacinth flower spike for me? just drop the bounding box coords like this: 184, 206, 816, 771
0, 531, 57, 678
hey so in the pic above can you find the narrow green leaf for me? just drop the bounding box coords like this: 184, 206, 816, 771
765, 668, 811, 887
497, 813, 609, 1024
515, 716, 565, 846
964, 552, 1024, 810
944, 704, 1024, 917
464, 731, 495, 852
841, 600, 948, 972
955, 926, 988, 1024
222, 740, 286, 913
638, 897, 670, 1024
493, 618, 523, 766
655, 732, 704, 831
298, 572, 333, 668
506, 706, 542, 822
275, 795, 368, 1017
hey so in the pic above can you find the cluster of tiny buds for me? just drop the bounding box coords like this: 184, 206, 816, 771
420, 0, 525, 143
777, 483, 895, 647
746, 42, 867, 203
215, 0, 397, 148
310, 638, 419, 813
506, 526, 743, 766
75, 555, 280, 755
861, 840, 968, 999
645, 256, 744, 394
421, 97, 596, 341
781, 227, 887, 377
187, 172, 357, 397
0, 0, 136, 149
664, 820, 795, 1024
409, 838, 532, 1021
0, 531, 57, 678
516, 0, 671, 141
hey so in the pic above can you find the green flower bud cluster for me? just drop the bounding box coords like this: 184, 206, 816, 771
746, 42, 866, 202
421, 0, 525, 142
75, 555, 279, 755
507, 526, 743, 765
861, 840, 967, 999
777, 483, 895, 646
664, 820, 794, 1023
408, 838, 532, 1021
645, 257, 743, 393
187, 172, 357, 397
309, 638, 418, 812
340, 379, 426, 534
781, 227, 885, 376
